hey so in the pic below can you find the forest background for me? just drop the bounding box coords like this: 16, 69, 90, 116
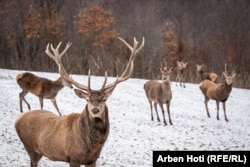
0, 0, 249, 88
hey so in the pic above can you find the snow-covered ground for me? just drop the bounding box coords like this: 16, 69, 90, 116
0, 68, 249, 166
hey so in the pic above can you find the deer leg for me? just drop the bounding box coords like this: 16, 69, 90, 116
149, 100, 154, 121
222, 102, 228, 122
159, 103, 167, 125
19, 90, 30, 112
182, 79, 186, 88
154, 102, 160, 122
175, 77, 178, 86
85, 162, 96, 167
39, 97, 43, 110
166, 102, 172, 125
51, 98, 62, 116
216, 100, 220, 120
179, 79, 182, 88
204, 98, 210, 118
70, 163, 81, 167
23, 142, 42, 167
30, 153, 42, 167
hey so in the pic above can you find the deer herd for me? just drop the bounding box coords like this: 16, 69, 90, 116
14, 37, 237, 167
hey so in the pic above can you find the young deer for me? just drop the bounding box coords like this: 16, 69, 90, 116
144, 64, 173, 125
16, 72, 73, 116
15, 37, 144, 167
196, 64, 217, 82
174, 61, 188, 88
199, 64, 236, 121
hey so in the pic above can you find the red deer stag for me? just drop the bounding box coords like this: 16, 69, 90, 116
16, 71, 73, 116
144, 63, 173, 125
174, 61, 188, 88
15, 37, 144, 167
196, 64, 217, 82
199, 64, 236, 121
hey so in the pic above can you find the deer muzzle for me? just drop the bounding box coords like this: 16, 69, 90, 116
92, 108, 100, 114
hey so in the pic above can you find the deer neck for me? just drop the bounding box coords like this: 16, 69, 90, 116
198, 70, 204, 76
162, 80, 171, 90
78, 105, 109, 149
220, 80, 232, 101
223, 80, 232, 93
52, 78, 64, 91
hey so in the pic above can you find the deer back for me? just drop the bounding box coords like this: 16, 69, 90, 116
16, 72, 70, 98
144, 80, 172, 103
199, 79, 232, 101
199, 80, 218, 99
16, 72, 45, 95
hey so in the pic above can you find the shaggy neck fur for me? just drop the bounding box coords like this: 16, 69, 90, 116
220, 79, 232, 102
52, 78, 64, 90
79, 105, 109, 150
162, 80, 171, 90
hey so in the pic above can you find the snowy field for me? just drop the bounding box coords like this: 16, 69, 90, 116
0, 68, 250, 166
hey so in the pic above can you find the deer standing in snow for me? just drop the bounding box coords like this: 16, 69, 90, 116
174, 61, 188, 88
196, 64, 217, 82
15, 37, 144, 167
16, 72, 73, 116
144, 63, 173, 125
199, 64, 236, 121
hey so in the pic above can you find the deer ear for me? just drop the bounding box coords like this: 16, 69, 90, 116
184, 62, 188, 67
74, 89, 88, 99
168, 67, 173, 72
232, 72, 236, 78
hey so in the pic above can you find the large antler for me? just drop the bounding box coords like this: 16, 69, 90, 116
45, 42, 90, 91
45, 37, 144, 93
102, 37, 145, 93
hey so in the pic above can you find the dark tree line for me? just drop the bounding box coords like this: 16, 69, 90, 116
0, 0, 250, 88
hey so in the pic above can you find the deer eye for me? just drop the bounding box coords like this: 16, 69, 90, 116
100, 97, 107, 102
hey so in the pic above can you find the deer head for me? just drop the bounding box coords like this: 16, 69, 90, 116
159, 65, 173, 82
223, 64, 236, 85
177, 61, 188, 69
196, 64, 204, 72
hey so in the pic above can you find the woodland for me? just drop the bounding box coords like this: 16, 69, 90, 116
0, 0, 250, 88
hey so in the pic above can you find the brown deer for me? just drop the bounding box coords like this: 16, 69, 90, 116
16, 72, 73, 116
144, 63, 173, 125
15, 37, 145, 167
196, 64, 217, 82
199, 64, 236, 121
174, 61, 188, 88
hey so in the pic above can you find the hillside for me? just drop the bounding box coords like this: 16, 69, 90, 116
0, 69, 249, 166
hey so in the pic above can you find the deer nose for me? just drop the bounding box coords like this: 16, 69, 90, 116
92, 108, 99, 114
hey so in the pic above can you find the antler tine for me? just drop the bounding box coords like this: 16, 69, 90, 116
66, 69, 91, 91
45, 43, 58, 63
45, 42, 89, 91
119, 37, 144, 79
117, 36, 145, 55
224, 64, 228, 74
164, 58, 168, 68
87, 69, 91, 91
101, 71, 108, 90
60, 42, 72, 58
102, 37, 144, 92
